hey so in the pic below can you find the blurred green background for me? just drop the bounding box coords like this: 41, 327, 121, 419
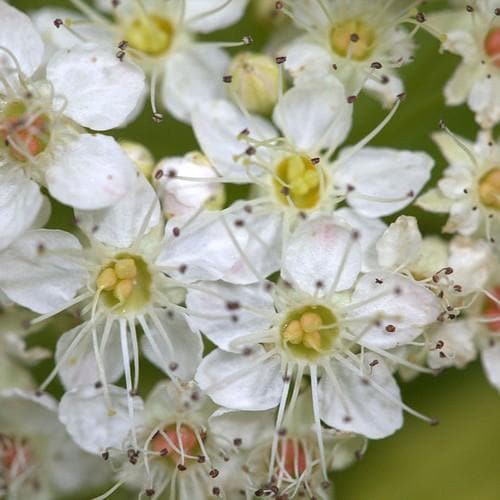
10, 0, 500, 498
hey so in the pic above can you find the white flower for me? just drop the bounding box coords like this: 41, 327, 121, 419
279, 0, 422, 107
0, 173, 213, 446
73, 380, 268, 499
189, 216, 440, 484
0, 389, 109, 498
189, 79, 432, 279
33, 0, 249, 123
0, 1, 145, 218
246, 388, 366, 499
417, 129, 500, 243
429, 1, 500, 128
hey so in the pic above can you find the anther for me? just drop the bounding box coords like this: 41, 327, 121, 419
371, 61, 382, 69
118, 40, 129, 50
245, 146, 256, 155
54, 18, 63, 28
116, 50, 126, 62
154, 169, 163, 180
94, 381, 103, 389
226, 301, 240, 310
275, 56, 287, 64
213, 487, 221, 496
101, 451, 109, 460
397, 92, 406, 101
233, 438, 242, 446
223, 75, 233, 83
234, 219, 245, 227
179, 264, 187, 274
242, 35, 254, 45
145, 489, 155, 497
152, 112, 163, 123
197, 455, 206, 463
172, 227, 181, 237
415, 12, 426, 23
369, 359, 379, 367
177, 464, 187, 471
347, 95, 357, 103
209, 469, 219, 478
169, 362, 178, 371
465, 5, 474, 12
159, 448, 168, 456
275, 1, 284, 10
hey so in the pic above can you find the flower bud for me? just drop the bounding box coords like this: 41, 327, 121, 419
228, 52, 280, 115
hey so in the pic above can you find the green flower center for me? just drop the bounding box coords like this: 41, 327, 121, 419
96, 254, 152, 314
330, 19, 376, 61
125, 14, 174, 56
0, 100, 51, 162
274, 155, 321, 209
281, 305, 338, 360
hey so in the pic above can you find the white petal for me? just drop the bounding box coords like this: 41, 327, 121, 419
184, 0, 248, 32
431, 131, 475, 166
185, 281, 274, 352
195, 347, 283, 411
59, 385, 144, 454
448, 236, 494, 293
363, 71, 404, 108
0, 1, 43, 77
192, 99, 277, 178
376, 216, 422, 270
221, 209, 282, 284
47, 43, 145, 130
75, 172, 161, 248
427, 320, 476, 370
444, 62, 479, 106
416, 188, 453, 213
209, 407, 275, 450
481, 342, 500, 392
282, 215, 362, 295
158, 208, 251, 283
0, 166, 43, 251
468, 76, 500, 129
140, 309, 203, 381
162, 45, 229, 123
283, 38, 333, 84
46, 134, 136, 210
0, 230, 87, 314
0, 389, 59, 435
273, 75, 351, 152
55, 323, 123, 390
335, 208, 387, 272
335, 147, 434, 217
319, 355, 403, 439
347, 272, 441, 349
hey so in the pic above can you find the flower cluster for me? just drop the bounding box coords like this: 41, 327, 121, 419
0, 1, 498, 499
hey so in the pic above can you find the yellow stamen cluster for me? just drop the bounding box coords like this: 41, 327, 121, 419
282, 311, 324, 352
330, 19, 376, 61
479, 168, 500, 210
275, 155, 321, 209
97, 258, 138, 303
125, 14, 174, 56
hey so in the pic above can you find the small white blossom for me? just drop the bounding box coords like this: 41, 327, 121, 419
429, 1, 500, 128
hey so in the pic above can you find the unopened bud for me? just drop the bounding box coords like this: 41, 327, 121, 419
228, 52, 280, 115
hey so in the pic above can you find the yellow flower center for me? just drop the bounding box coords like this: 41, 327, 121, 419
281, 305, 338, 360
125, 14, 174, 56
274, 155, 321, 209
330, 19, 376, 61
96, 255, 152, 314
0, 100, 51, 162
478, 167, 500, 210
